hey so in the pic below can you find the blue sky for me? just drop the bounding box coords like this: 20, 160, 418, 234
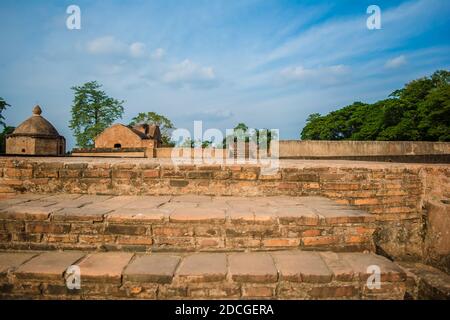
1, 0, 449, 148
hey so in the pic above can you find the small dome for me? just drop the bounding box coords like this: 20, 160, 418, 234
12, 105, 60, 136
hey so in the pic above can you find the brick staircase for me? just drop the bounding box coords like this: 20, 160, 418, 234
0, 193, 410, 299
0, 194, 376, 252
0, 250, 407, 299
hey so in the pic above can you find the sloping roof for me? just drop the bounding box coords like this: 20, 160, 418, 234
96, 124, 147, 140
130, 124, 161, 141
129, 127, 149, 139
10, 105, 61, 137
94, 123, 161, 142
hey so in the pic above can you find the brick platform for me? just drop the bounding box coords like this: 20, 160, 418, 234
0, 194, 375, 252
0, 250, 407, 299
1, 157, 448, 300
3, 157, 446, 259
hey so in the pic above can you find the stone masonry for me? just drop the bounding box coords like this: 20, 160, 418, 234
0, 250, 407, 299
0, 194, 376, 253
0, 157, 448, 261
0, 156, 449, 300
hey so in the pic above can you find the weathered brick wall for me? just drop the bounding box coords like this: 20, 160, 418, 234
0, 157, 448, 261
34, 137, 65, 156
0, 201, 376, 253
5, 137, 35, 155
1, 267, 405, 300
0, 251, 407, 300
0, 158, 427, 212
95, 124, 144, 149
420, 167, 450, 273
277, 140, 450, 157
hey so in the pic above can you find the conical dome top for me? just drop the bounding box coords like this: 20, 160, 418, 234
12, 105, 60, 136
32, 105, 42, 116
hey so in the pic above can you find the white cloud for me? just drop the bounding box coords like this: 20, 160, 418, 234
86, 36, 127, 55
152, 48, 166, 59
87, 37, 148, 59
254, 0, 446, 69
385, 55, 407, 69
162, 59, 217, 88
280, 66, 314, 80
190, 109, 234, 121
280, 64, 350, 84
129, 42, 146, 58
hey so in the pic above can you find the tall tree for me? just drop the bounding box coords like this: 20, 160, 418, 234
0, 97, 12, 153
0, 97, 11, 128
301, 70, 450, 142
233, 122, 249, 142
129, 112, 175, 145
69, 81, 124, 148
418, 83, 450, 141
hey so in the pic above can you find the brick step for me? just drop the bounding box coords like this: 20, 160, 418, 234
0, 195, 376, 252
0, 250, 407, 299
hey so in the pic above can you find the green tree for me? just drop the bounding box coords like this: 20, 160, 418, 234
234, 122, 249, 132
300, 113, 323, 140
0, 97, 11, 128
69, 81, 124, 148
222, 123, 277, 148
180, 137, 194, 148
252, 128, 278, 149
201, 140, 213, 148
0, 97, 12, 153
223, 122, 249, 146
418, 83, 450, 141
300, 70, 450, 142
179, 138, 213, 148
129, 112, 175, 145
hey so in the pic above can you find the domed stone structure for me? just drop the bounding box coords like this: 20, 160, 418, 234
6, 105, 66, 155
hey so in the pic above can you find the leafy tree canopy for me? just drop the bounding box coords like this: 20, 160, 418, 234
301, 70, 450, 141
223, 123, 278, 148
129, 111, 175, 145
69, 81, 124, 148
0, 97, 11, 129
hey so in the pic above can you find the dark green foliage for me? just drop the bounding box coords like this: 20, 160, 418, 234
223, 123, 278, 148
0, 97, 11, 129
0, 97, 12, 153
69, 81, 124, 148
129, 112, 175, 146
301, 70, 450, 141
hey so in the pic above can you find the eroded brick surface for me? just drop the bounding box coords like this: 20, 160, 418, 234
0, 195, 376, 252
229, 253, 278, 283
77, 252, 133, 283
273, 251, 332, 283
0, 158, 439, 259
0, 252, 36, 274
0, 250, 409, 299
124, 254, 180, 283
14, 251, 84, 280
176, 253, 227, 282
